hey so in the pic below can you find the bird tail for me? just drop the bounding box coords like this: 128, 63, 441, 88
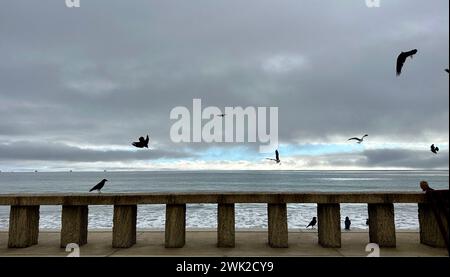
89, 188, 95, 192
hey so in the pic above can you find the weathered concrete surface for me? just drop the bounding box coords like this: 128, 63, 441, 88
217, 203, 235, 247
61, 205, 88, 248
0, 192, 426, 205
0, 230, 446, 257
318, 204, 341, 248
8, 206, 39, 248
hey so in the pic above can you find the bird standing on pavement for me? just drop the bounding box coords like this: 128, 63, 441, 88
306, 217, 317, 229
344, 217, 351, 230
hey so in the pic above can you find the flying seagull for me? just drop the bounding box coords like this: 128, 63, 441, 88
306, 217, 317, 228
345, 217, 351, 230
430, 144, 439, 154
348, 134, 368, 144
132, 135, 149, 148
217, 113, 226, 117
266, 150, 281, 164
396, 49, 418, 76
89, 179, 108, 193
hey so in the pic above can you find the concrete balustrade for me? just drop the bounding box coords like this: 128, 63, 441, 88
165, 204, 186, 248
0, 191, 447, 250
8, 205, 40, 248
267, 203, 288, 248
368, 203, 396, 247
61, 205, 88, 248
217, 203, 235, 247
318, 203, 341, 248
113, 205, 137, 248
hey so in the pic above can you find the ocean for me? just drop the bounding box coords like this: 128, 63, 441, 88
0, 170, 448, 230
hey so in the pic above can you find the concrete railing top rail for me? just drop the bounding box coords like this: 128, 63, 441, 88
0, 191, 426, 205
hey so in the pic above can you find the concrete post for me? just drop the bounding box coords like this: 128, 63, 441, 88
318, 203, 341, 248
368, 203, 396, 247
60, 205, 88, 248
165, 204, 186, 248
418, 203, 447, 248
217, 203, 235, 247
267, 203, 288, 248
8, 206, 40, 248
113, 205, 137, 248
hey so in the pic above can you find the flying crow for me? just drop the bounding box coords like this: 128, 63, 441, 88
132, 135, 150, 148
396, 49, 418, 76
430, 144, 439, 154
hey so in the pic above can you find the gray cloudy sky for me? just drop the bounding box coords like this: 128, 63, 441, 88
0, 0, 448, 171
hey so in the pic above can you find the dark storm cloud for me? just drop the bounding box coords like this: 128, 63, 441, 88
0, 0, 448, 168
0, 141, 192, 162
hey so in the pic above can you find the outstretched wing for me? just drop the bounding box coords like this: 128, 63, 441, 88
396, 53, 406, 76
348, 137, 359, 141
145, 135, 149, 144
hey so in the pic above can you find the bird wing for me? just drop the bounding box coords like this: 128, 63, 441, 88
145, 135, 149, 144
275, 150, 279, 160
396, 53, 406, 76
348, 137, 360, 141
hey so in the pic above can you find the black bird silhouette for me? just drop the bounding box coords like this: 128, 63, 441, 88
344, 217, 351, 230
396, 49, 418, 76
89, 179, 107, 193
132, 135, 149, 148
266, 150, 281, 164
430, 144, 439, 154
217, 113, 226, 117
306, 217, 317, 228
348, 134, 368, 144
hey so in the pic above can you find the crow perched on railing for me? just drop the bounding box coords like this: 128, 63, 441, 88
89, 179, 108, 193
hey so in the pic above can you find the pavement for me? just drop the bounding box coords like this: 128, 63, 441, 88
0, 230, 447, 257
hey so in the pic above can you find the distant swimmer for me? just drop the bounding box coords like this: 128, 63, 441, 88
89, 179, 108, 193
306, 217, 317, 229
344, 217, 351, 230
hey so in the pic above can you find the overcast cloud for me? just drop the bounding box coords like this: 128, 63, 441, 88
0, 0, 448, 171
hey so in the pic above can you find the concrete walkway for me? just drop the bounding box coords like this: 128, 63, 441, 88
0, 230, 447, 257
